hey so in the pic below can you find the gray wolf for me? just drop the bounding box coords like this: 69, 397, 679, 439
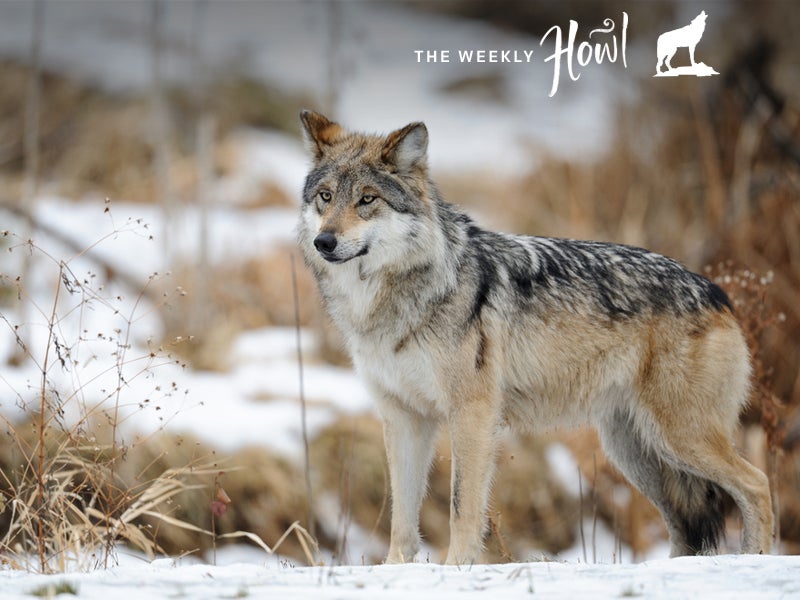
297, 111, 773, 564
656, 10, 708, 74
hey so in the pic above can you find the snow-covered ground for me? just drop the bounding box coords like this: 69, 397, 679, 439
2, 555, 799, 599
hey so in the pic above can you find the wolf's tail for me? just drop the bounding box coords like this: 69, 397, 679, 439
661, 466, 727, 554
655, 37, 665, 74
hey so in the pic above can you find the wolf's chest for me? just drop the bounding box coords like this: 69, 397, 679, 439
352, 336, 446, 415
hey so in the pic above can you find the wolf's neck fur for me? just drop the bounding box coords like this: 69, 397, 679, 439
317, 191, 464, 339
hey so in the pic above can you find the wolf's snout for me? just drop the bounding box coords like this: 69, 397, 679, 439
314, 232, 338, 255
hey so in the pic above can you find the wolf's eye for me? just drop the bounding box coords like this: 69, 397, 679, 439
319, 190, 332, 203
359, 194, 377, 206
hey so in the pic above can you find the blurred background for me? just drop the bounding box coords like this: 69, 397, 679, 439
0, 0, 798, 567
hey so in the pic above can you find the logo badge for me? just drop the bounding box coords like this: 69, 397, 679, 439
654, 10, 718, 77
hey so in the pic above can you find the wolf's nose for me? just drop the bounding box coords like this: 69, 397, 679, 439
314, 232, 338, 254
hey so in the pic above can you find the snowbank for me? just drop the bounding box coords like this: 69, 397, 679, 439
2, 555, 798, 599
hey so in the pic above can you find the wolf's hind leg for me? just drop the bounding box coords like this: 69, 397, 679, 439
380, 397, 439, 563
664, 48, 677, 71
597, 409, 726, 556
660, 427, 774, 555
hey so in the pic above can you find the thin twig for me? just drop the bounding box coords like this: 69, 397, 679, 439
36, 261, 64, 572
290, 252, 315, 542
578, 465, 586, 563
0, 201, 155, 299
591, 453, 598, 564
489, 512, 513, 562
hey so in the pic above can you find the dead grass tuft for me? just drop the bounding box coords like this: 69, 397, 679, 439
0, 216, 318, 571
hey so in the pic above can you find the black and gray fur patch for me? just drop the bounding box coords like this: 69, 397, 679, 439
475, 325, 488, 370
302, 164, 334, 204
452, 470, 462, 517
303, 160, 427, 216
529, 238, 732, 318
365, 166, 422, 214
465, 226, 499, 324
457, 217, 732, 322
664, 469, 728, 554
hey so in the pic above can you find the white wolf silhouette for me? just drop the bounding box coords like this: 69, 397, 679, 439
656, 11, 708, 74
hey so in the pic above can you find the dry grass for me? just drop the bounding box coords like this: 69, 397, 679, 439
0, 219, 318, 571
157, 243, 353, 372
0, 418, 320, 569
0, 218, 192, 571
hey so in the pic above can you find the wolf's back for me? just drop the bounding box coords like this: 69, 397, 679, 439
457, 222, 732, 325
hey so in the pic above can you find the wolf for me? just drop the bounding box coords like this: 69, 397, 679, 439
296, 111, 774, 564
656, 10, 708, 74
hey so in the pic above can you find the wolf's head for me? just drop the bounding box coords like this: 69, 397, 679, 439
298, 111, 438, 271
692, 10, 707, 26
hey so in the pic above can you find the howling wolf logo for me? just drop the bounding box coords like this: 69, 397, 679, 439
655, 10, 718, 77
298, 111, 773, 564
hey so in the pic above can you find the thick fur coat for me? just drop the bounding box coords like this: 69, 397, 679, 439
297, 111, 773, 564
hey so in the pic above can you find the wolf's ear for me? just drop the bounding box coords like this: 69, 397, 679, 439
381, 122, 428, 172
300, 110, 343, 160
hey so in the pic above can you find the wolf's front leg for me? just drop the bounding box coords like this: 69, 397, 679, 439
445, 398, 501, 565
379, 397, 439, 563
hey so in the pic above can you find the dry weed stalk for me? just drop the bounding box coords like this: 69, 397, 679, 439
0, 210, 321, 572
1, 213, 180, 571
290, 252, 315, 542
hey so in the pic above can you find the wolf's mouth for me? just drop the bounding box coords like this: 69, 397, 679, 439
319, 245, 369, 264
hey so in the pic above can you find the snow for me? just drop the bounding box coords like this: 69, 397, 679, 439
27, 195, 301, 281
1, 555, 798, 599
147, 326, 371, 454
